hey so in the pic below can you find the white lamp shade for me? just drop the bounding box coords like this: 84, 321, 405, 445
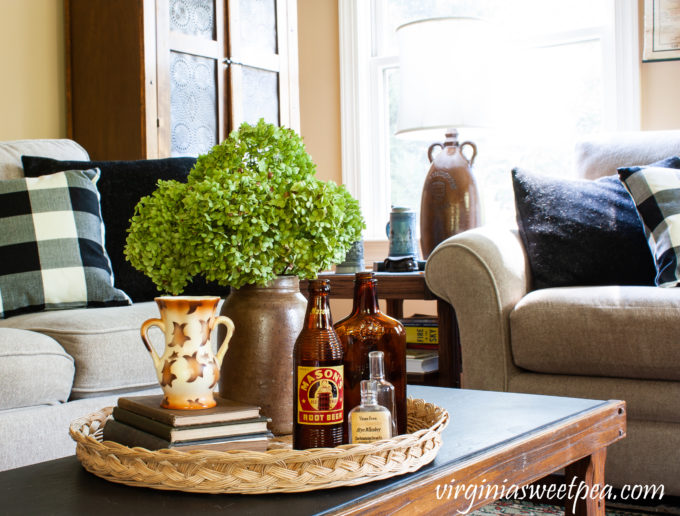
396, 17, 496, 138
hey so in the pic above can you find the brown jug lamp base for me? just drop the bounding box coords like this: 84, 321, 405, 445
420, 129, 481, 258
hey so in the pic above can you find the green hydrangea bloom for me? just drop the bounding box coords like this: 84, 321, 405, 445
125, 119, 365, 293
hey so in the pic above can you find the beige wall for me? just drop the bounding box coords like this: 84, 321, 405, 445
0, 0, 66, 140
641, 60, 680, 129
638, 0, 680, 129
296, 0, 343, 185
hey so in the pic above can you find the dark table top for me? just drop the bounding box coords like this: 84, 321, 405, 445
0, 386, 607, 516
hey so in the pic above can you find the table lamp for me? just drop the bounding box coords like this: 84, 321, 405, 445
395, 17, 494, 258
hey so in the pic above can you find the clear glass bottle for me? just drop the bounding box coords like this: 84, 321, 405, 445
348, 380, 393, 444
334, 272, 407, 442
293, 279, 344, 449
368, 351, 398, 437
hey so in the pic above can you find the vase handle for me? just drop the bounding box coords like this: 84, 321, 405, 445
460, 141, 477, 166
212, 315, 235, 368
140, 318, 164, 371
427, 142, 443, 163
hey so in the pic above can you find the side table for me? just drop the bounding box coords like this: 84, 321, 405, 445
300, 272, 461, 388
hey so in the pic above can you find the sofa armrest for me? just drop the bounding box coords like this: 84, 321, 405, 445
425, 225, 531, 391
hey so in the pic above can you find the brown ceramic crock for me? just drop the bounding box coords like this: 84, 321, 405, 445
217, 276, 307, 435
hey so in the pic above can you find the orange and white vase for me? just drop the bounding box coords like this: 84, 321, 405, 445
141, 296, 234, 409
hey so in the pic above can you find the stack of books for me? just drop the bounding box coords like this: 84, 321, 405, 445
103, 394, 272, 452
401, 315, 439, 376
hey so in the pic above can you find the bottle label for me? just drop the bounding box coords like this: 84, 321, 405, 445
297, 365, 344, 425
350, 411, 391, 443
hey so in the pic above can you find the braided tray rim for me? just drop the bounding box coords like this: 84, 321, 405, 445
69, 397, 449, 494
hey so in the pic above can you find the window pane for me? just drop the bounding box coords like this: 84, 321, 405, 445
379, 0, 609, 56
387, 39, 604, 225
169, 0, 215, 40
372, 0, 615, 237
169, 52, 218, 157
511, 40, 603, 138
387, 67, 428, 212
240, 66, 280, 126
238, 0, 278, 54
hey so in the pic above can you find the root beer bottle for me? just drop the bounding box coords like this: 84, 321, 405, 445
334, 272, 407, 441
293, 279, 344, 449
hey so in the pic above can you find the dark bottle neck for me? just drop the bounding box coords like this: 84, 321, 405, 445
305, 280, 333, 329
351, 273, 380, 315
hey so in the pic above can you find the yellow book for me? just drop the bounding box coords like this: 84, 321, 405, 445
405, 325, 438, 344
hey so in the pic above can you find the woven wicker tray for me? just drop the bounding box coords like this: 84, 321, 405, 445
69, 397, 449, 494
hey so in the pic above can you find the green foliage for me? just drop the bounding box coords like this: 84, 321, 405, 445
125, 119, 365, 293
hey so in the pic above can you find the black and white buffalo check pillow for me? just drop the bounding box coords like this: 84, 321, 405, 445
0, 169, 131, 318
618, 156, 680, 287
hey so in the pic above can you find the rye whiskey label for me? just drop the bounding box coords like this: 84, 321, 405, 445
350, 411, 391, 443
296, 366, 344, 425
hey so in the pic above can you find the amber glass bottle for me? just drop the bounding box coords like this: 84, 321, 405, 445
334, 272, 407, 440
293, 279, 344, 449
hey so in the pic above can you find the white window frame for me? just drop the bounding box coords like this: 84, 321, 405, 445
339, 0, 641, 240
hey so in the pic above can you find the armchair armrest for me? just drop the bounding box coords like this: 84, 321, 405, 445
425, 225, 531, 391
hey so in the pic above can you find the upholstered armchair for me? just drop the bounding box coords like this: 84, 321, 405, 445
425, 130, 680, 493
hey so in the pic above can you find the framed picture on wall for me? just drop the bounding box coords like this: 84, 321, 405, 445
643, 0, 680, 61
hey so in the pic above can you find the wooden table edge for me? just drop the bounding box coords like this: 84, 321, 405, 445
323, 399, 627, 516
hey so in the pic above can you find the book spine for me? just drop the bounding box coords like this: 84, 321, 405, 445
103, 419, 272, 452
406, 342, 438, 351
112, 407, 174, 440
404, 326, 438, 344
400, 317, 437, 325
117, 398, 175, 426
103, 418, 172, 450
406, 353, 439, 374
116, 396, 261, 426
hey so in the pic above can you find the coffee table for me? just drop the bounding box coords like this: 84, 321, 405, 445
0, 386, 625, 516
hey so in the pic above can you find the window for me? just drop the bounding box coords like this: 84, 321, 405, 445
340, 0, 640, 239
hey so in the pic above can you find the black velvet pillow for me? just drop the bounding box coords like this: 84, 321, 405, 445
512, 167, 656, 290
21, 156, 231, 302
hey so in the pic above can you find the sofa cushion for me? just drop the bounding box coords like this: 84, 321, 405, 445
512, 167, 656, 290
0, 386, 161, 471
575, 130, 680, 180
509, 372, 680, 424
0, 303, 163, 399
0, 169, 131, 318
618, 156, 680, 287
510, 286, 680, 381
0, 139, 88, 180
21, 156, 230, 302
0, 328, 74, 410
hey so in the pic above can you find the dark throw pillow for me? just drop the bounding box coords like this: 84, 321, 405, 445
512, 167, 656, 290
618, 156, 680, 287
21, 156, 230, 302
0, 169, 130, 318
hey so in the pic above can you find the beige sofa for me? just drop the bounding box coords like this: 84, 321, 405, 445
0, 140, 162, 471
426, 130, 680, 494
